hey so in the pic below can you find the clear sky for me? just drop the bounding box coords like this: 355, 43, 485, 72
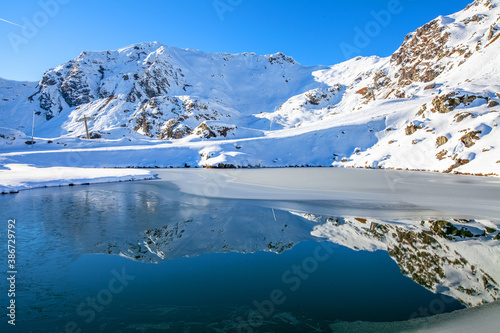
0, 0, 473, 82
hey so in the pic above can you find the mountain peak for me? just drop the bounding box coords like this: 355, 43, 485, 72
389, 0, 500, 86
471, 0, 497, 9
1, 1, 499, 175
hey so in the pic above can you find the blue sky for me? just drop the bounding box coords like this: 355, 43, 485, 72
0, 0, 473, 81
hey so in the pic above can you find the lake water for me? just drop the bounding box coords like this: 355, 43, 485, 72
1, 168, 499, 332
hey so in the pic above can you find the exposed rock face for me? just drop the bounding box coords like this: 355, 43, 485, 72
454, 112, 474, 122
436, 149, 448, 160
0, 128, 25, 147
436, 136, 448, 147
431, 94, 487, 113
488, 100, 499, 107
128, 52, 183, 102
405, 123, 419, 135
60, 65, 97, 107
460, 130, 482, 148
268, 52, 296, 65
193, 122, 236, 139
391, 19, 450, 85
424, 83, 436, 90
132, 96, 218, 139
445, 158, 471, 173
305, 86, 342, 105
373, 70, 391, 88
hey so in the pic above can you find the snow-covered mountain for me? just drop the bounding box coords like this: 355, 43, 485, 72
1, 0, 499, 175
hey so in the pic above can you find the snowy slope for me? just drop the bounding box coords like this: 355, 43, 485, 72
0, 0, 499, 176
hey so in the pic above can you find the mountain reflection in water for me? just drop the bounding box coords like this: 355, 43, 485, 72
0, 174, 498, 332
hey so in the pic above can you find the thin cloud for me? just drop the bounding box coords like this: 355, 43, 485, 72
0, 17, 25, 28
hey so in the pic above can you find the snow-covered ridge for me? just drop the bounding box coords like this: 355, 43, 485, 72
0, 0, 499, 175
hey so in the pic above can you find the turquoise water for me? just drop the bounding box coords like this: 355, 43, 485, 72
1, 179, 466, 332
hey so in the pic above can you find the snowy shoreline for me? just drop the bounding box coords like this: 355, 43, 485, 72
0, 164, 157, 194
1, 162, 499, 197
1, 0, 500, 190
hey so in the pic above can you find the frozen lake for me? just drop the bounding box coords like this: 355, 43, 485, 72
157, 168, 500, 219
1, 168, 499, 332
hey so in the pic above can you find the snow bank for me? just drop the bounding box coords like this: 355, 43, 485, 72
0, 164, 156, 194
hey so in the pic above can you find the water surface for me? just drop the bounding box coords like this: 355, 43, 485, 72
1, 168, 499, 332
